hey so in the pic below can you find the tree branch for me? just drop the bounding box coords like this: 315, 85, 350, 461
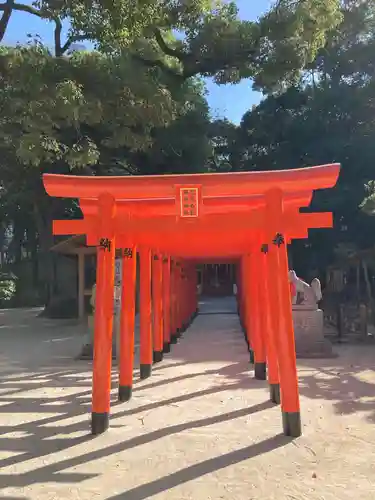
129, 27, 186, 81
0, 1, 61, 55
61, 35, 89, 55
0, 0, 47, 21
183, 41, 260, 79
131, 52, 184, 80
0, 0, 15, 42
54, 17, 63, 56
151, 26, 260, 81
0, 1, 88, 56
153, 27, 187, 60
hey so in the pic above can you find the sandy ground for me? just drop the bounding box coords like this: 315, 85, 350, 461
0, 298, 375, 500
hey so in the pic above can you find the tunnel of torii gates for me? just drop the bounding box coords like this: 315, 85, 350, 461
43, 162, 340, 438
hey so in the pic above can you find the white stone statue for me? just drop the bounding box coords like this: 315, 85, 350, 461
89, 282, 121, 314
81, 282, 120, 360
80, 258, 122, 360
288, 270, 322, 309
90, 283, 96, 311
288, 270, 334, 358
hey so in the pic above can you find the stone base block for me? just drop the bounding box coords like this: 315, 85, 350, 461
292, 308, 336, 359
78, 315, 117, 361
78, 343, 117, 361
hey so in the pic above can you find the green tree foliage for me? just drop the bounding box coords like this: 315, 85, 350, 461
0, 0, 345, 305
0, 43, 211, 299
206, 119, 240, 171
208, 0, 375, 275
0, 0, 343, 87
0, 0, 344, 175
126, 0, 342, 92
237, 83, 375, 273
361, 182, 375, 216
0, 45, 176, 168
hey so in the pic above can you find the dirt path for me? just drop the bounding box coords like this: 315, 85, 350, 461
0, 300, 375, 499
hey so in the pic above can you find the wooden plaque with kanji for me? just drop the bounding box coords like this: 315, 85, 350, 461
180, 188, 199, 218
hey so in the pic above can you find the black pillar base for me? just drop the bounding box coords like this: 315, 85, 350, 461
269, 383, 280, 404
91, 412, 109, 435
153, 351, 163, 363
163, 342, 171, 353
140, 363, 152, 380
249, 350, 255, 364
254, 362, 267, 380
282, 411, 302, 437
170, 334, 178, 344
118, 385, 132, 402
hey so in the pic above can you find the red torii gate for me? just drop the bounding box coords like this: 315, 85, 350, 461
43, 163, 340, 439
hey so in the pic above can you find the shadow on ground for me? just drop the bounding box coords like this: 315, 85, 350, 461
0, 361, 280, 491
105, 433, 288, 500
0, 302, 281, 493
1, 299, 375, 497
297, 348, 375, 423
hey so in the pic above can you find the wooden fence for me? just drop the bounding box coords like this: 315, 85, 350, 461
323, 301, 373, 343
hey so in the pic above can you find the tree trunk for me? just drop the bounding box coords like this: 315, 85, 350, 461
26, 224, 39, 288
34, 200, 55, 306
12, 215, 24, 265
0, 225, 6, 265
362, 260, 372, 304
356, 261, 361, 303
361, 260, 374, 322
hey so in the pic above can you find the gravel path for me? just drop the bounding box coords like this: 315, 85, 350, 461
0, 299, 374, 499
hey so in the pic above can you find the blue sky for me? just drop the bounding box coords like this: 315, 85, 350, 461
2, 0, 272, 124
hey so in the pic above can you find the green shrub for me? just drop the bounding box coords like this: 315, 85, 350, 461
0, 272, 17, 306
